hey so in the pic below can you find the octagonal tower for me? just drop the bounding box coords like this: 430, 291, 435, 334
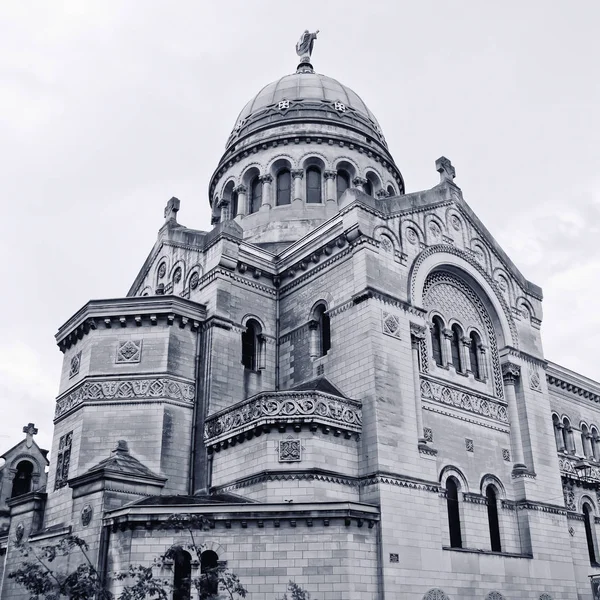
208, 56, 404, 252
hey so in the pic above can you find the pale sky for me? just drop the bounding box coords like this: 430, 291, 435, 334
1, 1, 599, 454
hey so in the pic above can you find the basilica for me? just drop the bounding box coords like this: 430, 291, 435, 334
2, 35, 600, 600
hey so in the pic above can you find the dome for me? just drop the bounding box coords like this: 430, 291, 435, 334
226, 69, 388, 150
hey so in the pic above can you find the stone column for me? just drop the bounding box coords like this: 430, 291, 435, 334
217, 198, 230, 222
502, 361, 527, 474
259, 174, 273, 210
461, 338, 472, 374
442, 328, 453, 369
585, 433, 593, 459
554, 423, 566, 452
308, 320, 319, 359
376, 189, 388, 199
411, 324, 427, 445
479, 344, 489, 381
352, 176, 367, 192
324, 170, 337, 202
291, 169, 304, 207
234, 184, 248, 217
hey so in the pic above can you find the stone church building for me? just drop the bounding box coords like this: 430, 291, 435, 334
1, 39, 600, 600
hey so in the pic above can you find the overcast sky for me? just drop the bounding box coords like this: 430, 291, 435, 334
1, 1, 598, 454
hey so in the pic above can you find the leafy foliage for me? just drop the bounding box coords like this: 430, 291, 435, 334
276, 581, 317, 600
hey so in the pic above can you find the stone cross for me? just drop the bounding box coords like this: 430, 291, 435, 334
164, 197, 180, 223
23, 423, 38, 448
435, 156, 456, 183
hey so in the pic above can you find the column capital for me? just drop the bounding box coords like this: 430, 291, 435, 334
442, 327, 453, 340
502, 361, 521, 384
217, 197, 229, 208
234, 184, 247, 194
259, 174, 273, 184
291, 169, 304, 179
352, 176, 367, 187
324, 169, 337, 180
410, 323, 427, 341
376, 189, 388, 199
460, 337, 472, 347
308, 319, 319, 331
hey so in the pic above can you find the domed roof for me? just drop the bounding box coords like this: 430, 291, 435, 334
226, 69, 387, 150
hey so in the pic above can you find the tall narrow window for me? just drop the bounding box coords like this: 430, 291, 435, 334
336, 170, 350, 199
277, 169, 291, 205
11, 461, 33, 498
250, 176, 262, 214
584, 503, 598, 565
231, 191, 238, 218
486, 486, 502, 552
469, 331, 481, 379
201, 550, 219, 597
431, 317, 444, 367
306, 167, 322, 203
314, 304, 331, 356
173, 550, 192, 600
242, 319, 263, 371
363, 178, 373, 196
450, 324, 463, 372
446, 478, 462, 548
563, 418, 573, 453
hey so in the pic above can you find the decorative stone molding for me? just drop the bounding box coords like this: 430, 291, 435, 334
486, 593, 506, 600
465, 438, 474, 452
463, 492, 487, 505
559, 456, 600, 484
69, 351, 82, 379
502, 448, 511, 462
423, 427, 433, 442
81, 504, 93, 527
501, 361, 521, 384
420, 376, 508, 424
204, 390, 362, 448
529, 364, 542, 392
116, 340, 142, 364
382, 311, 401, 338
55, 376, 195, 418
422, 589, 450, 600
290, 169, 304, 180
323, 170, 337, 180
546, 373, 600, 403
278, 439, 301, 462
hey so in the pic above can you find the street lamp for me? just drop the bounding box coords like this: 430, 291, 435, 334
575, 460, 593, 481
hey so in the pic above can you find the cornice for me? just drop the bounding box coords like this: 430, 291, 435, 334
547, 363, 600, 403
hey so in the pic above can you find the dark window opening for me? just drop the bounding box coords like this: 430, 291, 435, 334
431, 317, 444, 367
450, 324, 462, 372
231, 191, 238, 218
363, 178, 373, 196
11, 461, 33, 498
314, 304, 331, 356
336, 171, 350, 199
173, 550, 192, 600
306, 167, 322, 203
242, 319, 262, 371
469, 331, 481, 378
387, 185, 395, 196
446, 478, 462, 548
584, 504, 597, 564
201, 550, 219, 597
250, 176, 262, 214
563, 418, 572, 453
277, 169, 291, 206
486, 486, 502, 552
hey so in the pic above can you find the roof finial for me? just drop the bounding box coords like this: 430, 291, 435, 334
296, 30, 319, 73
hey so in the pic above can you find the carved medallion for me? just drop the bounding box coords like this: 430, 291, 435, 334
15, 522, 24, 542
157, 262, 166, 279
450, 215, 461, 231
428, 222, 441, 238
69, 351, 82, 379
81, 504, 93, 527
279, 439, 301, 462
422, 590, 450, 600
406, 227, 418, 245
382, 311, 401, 339
116, 340, 142, 364
189, 271, 200, 290
173, 267, 182, 283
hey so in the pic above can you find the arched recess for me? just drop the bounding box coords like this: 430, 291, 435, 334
439, 465, 469, 492
221, 180, 236, 219
480, 473, 506, 498
409, 246, 518, 350
373, 226, 401, 254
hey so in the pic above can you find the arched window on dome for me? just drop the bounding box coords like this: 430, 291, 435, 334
231, 190, 238, 218
387, 184, 395, 197
336, 170, 351, 200
469, 331, 482, 379
200, 550, 220, 596
276, 169, 291, 206
173, 549, 192, 600
11, 460, 33, 497
446, 477, 462, 548
486, 485, 502, 552
306, 166, 322, 203
450, 324, 463, 372
249, 176, 262, 214
363, 178, 373, 196
431, 316, 444, 367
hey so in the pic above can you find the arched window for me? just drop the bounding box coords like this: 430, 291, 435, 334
583, 503, 598, 565
336, 170, 351, 199
312, 304, 331, 357
11, 461, 33, 497
486, 486, 502, 552
563, 417, 573, 453
200, 550, 219, 597
231, 191, 238, 218
469, 331, 482, 379
552, 414, 564, 452
172, 549, 191, 600
592, 427, 600, 462
446, 477, 462, 548
431, 317, 444, 367
276, 169, 291, 206
450, 324, 463, 372
306, 167, 322, 203
363, 178, 373, 196
387, 185, 395, 196
242, 319, 263, 371
249, 176, 262, 214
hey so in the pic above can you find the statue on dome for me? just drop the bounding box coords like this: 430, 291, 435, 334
296, 30, 319, 62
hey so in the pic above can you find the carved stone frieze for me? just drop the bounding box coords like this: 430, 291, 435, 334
560, 455, 600, 485
382, 311, 401, 338
55, 377, 195, 418
420, 376, 508, 424
204, 391, 362, 446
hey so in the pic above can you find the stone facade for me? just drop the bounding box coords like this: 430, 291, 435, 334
1, 49, 599, 600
